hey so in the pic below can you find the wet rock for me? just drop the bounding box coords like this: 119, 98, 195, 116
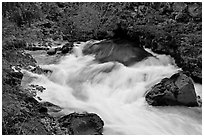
83, 39, 152, 66
31, 66, 52, 74
23, 85, 46, 100
41, 102, 62, 113
197, 96, 202, 107
145, 72, 199, 107
47, 48, 57, 55
29, 84, 46, 93
10, 71, 23, 79
61, 42, 74, 54
58, 112, 104, 135
39, 107, 48, 114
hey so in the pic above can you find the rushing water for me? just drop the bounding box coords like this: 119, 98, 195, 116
22, 41, 202, 135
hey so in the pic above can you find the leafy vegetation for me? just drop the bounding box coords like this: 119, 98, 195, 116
2, 2, 202, 135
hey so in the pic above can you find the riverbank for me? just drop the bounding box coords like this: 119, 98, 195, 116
2, 40, 105, 135
2, 41, 58, 134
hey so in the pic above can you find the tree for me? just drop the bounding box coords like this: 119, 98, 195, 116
2, 2, 42, 27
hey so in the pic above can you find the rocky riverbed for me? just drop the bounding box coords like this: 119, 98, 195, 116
2, 2, 202, 135
2, 41, 105, 135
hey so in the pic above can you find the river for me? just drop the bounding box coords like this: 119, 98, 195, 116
22, 41, 202, 135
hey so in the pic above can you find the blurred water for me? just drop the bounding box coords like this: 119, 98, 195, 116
22, 41, 202, 135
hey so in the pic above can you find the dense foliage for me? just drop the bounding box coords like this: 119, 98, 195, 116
3, 2, 202, 41
3, 2, 201, 81
2, 2, 202, 134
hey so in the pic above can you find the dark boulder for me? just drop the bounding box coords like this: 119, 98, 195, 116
47, 48, 57, 55
197, 96, 202, 107
38, 107, 48, 114
41, 102, 62, 113
61, 42, 74, 54
145, 72, 199, 107
58, 112, 104, 135
83, 39, 152, 66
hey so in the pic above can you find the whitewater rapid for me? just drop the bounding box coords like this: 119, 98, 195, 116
22, 41, 202, 135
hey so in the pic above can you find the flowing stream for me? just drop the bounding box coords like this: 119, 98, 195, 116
22, 41, 202, 135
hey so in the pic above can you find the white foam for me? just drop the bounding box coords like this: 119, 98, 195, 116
23, 42, 202, 135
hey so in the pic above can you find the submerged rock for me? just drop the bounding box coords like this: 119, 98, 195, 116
145, 72, 199, 107
58, 112, 104, 135
83, 39, 152, 66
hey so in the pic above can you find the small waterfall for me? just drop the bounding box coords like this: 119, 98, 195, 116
22, 41, 202, 135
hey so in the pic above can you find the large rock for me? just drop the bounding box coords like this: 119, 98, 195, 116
47, 48, 57, 55
83, 39, 152, 66
145, 72, 199, 107
41, 102, 62, 113
58, 112, 104, 135
61, 42, 74, 54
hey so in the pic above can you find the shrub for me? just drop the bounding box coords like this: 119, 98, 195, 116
3, 38, 27, 50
